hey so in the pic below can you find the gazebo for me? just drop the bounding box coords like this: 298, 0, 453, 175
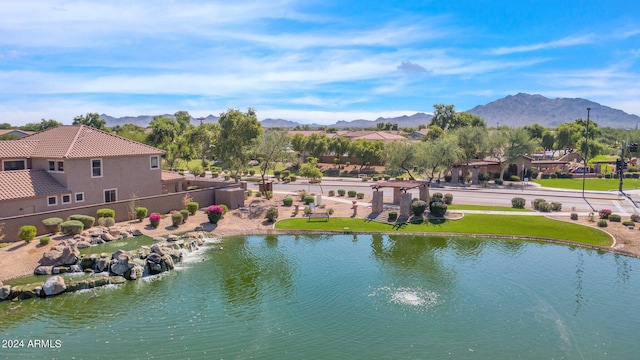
370, 180, 430, 217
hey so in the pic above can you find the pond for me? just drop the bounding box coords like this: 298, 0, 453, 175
1, 234, 638, 359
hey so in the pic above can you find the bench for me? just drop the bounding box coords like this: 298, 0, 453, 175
307, 212, 329, 221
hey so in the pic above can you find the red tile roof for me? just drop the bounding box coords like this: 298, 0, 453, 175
19, 125, 164, 159
161, 171, 186, 181
0, 170, 69, 201
0, 140, 39, 158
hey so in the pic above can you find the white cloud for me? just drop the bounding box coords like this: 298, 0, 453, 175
491, 35, 593, 55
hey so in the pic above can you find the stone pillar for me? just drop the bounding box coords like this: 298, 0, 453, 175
351, 201, 358, 217
419, 186, 429, 202
399, 193, 412, 218
451, 168, 459, 184
371, 191, 383, 213
393, 187, 402, 204
471, 167, 480, 185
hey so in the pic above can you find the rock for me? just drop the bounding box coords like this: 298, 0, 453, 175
121, 232, 129, 238
147, 261, 162, 275
147, 253, 162, 264
0, 285, 11, 300
0, 280, 3, 287
110, 250, 133, 276
108, 227, 122, 236
125, 265, 144, 280
101, 233, 116, 242
109, 276, 127, 285
167, 234, 179, 242
160, 254, 175, 272
77, 241, 91, 249
150, 244, 164, 256
153, 236, 165, 242
95, 258, 109, 272
91, 238, 105, 245
39, 244, 79, 267
194, 225, 204, 231
132, 229, 143, 236
43, 275, 67, 296
52, 266, 71, 274
130, 247, 150, 259
34, 265, 53, 275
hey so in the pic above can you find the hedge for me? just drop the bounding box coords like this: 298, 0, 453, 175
180, 209, 190, 223
283, 197, 293, 206
69, 214, 95, 230
61, 220, 85, 235
42, 217, 63, 234
96, 208, 115, 218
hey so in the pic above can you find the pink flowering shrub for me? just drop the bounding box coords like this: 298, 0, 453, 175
599, 209, 612, 219
149, 213, 162, 228
205, 205, 224, 224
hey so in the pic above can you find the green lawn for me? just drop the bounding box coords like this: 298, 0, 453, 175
78, 235, 156, 255
533, 178, 639, 191
275, 214, 612, 247
447, 204, 532, 212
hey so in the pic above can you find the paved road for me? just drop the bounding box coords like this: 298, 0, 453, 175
250, 177, 640, 216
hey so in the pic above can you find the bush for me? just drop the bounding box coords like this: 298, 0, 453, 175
338, 189, 346, 196
356, 192, 364, 199
431, 193, 443, 202
443, 193, 453, 205
135, 207, 148, 221
96, 208, 115, 219
205, 205, 225, 224
283, 197, 293, 206
388, 211, 398, 221
304, 195, 315, 205
298, 191, 308, 201
604, 173, 612, 179
40, 236, 50, 246
411, 200, 427, 217
347, 190, 357, 198
537, 201, 552, 212
622, 221, 635, 227
609, 214, 622, 222
550, 202, 562, 211
255, 191, 262, 197
571, 213, 579, 220
532, 198, 547, 210
327, 208, 334, 215
149, 213, 161, 228
249, 169, 255, 176
509, 175, 521, 182
69, 215, 95, 230
494, 179, 503, 185
541, 173, 551, 179
598, 220, 608, 227
189, 163, 204, 177
265, 207, 279, 222
430, 201, 448, 217
61, 220, 84, 235
219, 204, 228, 215
171, 212, 183, 227
180, 209, 189, 222
478, 172, 491, 182
599, 209, 612, 219
97, 217, 115, 227
274, 170, 281, 179
19, 225, 37, 242
281, 170, 290, 179
328, 190, 335, 196
290, 175, 297, 182
304, 206, 312, 215
511, 197, 526, 209
42, 217, 63, 234
631, 214, 640, 222
187, 202, 199, 215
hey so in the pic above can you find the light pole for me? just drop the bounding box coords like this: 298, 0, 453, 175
582, 108, 595, 211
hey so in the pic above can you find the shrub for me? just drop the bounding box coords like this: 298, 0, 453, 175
180, 209, 189, 222
430, 201, 448, 217
443, 193, 453, 205
356, 192, 364, 199
338, 189, 346, 196
304, 195, 315, 205
328, 190, 335, 196
61, 220, 84, 235
211, 172, 219, 178
299, 191, 308, 201
597, 220, 608, 227
69, 214, 95, 229
205, 205, 225, 224
529, 168, 538, 180
511, 197, 526, 209
171, 212, 183, 227
622, 221, 635, 227
384, 175, 391, 180
348, 190, 357, 198
96, 208, 115, 219
631, 214, 640, 222
274, 170, 281, 179
281, 170, 290, 179
255, 191, 262, 197
265, 207, 279, 222
149, 213, 161, 228
187, 202, 199, 215
97, 217, 115, 227
478, 172, 491, 182
42, 217, 63, 234
19, 225, 37, 242
304, 206, 312, 215
327, 208, 334, 215
388, 211, 398, 221
283, 197, 293, 206
40, 236, 50, 246
187, 185, 201, 190
550, 202, 562, 211
411, 200, 427, 217
494, 179, 503, 185
431, 192, 443, 202
189, 163, 204, 177
599, 209, 612, 219
541, 173, 551, 179
135, 207, 148, 221
609, 214, 622, 222
604, 173, 612, 179
537, 201, 552, 212
570, 213, 579, 220
509, 175, 521, 182
219, 204, 228, 215
289, 175, 297, 182
532, 198, 547, 210
224, 175, 230, 181
249, 169, 255, 176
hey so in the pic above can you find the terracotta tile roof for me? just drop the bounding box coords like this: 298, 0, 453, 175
19, 125, 164, 159
161, 171, 186, 181
0, 170, 69, 201
0, 140, 39, 158
0, 129, 33, 137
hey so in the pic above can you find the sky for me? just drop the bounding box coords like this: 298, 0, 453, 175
1, 0, 639, 126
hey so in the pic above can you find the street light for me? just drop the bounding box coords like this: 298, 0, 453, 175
582, 107, 595, 211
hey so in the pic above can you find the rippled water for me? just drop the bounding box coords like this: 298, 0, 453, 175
1, 234, 639, 359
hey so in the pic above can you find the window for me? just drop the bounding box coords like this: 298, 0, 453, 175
62, 194, 71, 204
48, 161, 56, 171
150, 155, 160, 170
48, 160, 64, 172
104, 189, 117, 203
57, 161, 64, 172
3, 159, 26, 171
75, 192, 84, 203
47, 196, 57, 206
91, 159, 102, 178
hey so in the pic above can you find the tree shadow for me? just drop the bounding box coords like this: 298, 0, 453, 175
7, 242, 28, 252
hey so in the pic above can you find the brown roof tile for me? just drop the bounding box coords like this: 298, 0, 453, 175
161, 171, 186, 181
0, 140, 39, 158
20, 125, 164, 159
0, 170, 69, 201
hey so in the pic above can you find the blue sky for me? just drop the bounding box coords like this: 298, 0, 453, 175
1, 0, 639, 125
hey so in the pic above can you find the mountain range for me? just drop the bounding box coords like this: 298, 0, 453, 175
100, 93, 640, 129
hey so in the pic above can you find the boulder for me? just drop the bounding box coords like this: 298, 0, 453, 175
101, 233, 116, 242
132, 229, 143, 236
95, 257, 109, 273
160, 254, 175, 272
0, 285, 11, 300
39, 244, 79, 267
110, 250, 133, 276
52, 266, 71, 274
167, 234, 180, 242
108, 227, 122, 236
147, 261, 162, 275
91, 238, 105, 245
153, 236, 165, 242
77, 241, 91, 249
130, 247, 150, 259
34, 265, 53, 275
150, 244, 164, 256
194, 225, 204, 231
43, 275, 67, 296
109, 276, 127, 285
125, 265, 144, 280
147, 253, 162, 264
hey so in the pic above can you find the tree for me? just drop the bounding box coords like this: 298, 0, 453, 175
20, 119, 62, 132
216, 108, 263, 182
348, 139, 384, 171
384, 140, 419, 179
525, 123, 546, 140
186, 123, 218, 166
73, 113, 107, 130
304, 133, 329, 159
429, 104, 456, 130
148, 116, 178, 149
451, 112, 486, 129
113, 123, 149, 144
416, 135, 462, 200
424, 124, 444, 141
0, 123, 11, 129
290, 133, 307, 157
502, 128, 535, 180
298, 156, 324, 193
541, 130, 555, 151
174, 111, 194, 134
253, 131, 291, 199
328, 136, 351, 163
453, 126, 488, 183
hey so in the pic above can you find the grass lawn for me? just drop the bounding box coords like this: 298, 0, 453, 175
78, 235, 156, 255
447, 204, 532, 212
275, 214, 612, 247
533, 178, 639, 191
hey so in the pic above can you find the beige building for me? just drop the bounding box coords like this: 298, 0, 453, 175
0, 125, 165, 218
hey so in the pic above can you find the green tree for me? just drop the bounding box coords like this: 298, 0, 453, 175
429, 104, 456, 130
417, 135, 462, 199
20, 119, 62, 132
216, 108, 263, 182
453, 126, 488, 183
112, 123, 149, 144
501, 127, 536, 180
0, 123, 12, 129
384, 140, 420, 179
304, 133, 329, 159
73, 113, 107, 130
424, 124, 444, 141
541, 130, 555, 151
451, 112, 486, 129
254, 130, 291, 199
186, 123, 218, 166
298, 156, 324, 193
329, 136, 351, 163
290, 133, 307, 157
348, 139, 384, 171
525, 123, 546, 140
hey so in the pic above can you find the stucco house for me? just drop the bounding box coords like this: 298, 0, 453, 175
0, 125, 165, 218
